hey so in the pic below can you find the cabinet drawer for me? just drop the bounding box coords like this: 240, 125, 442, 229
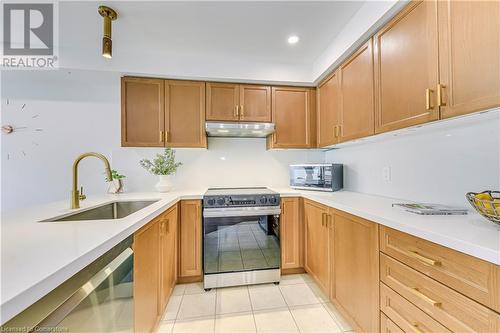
380, 226, 500, 312
380, 312, 404, 333
380, 283, 451, 333
381, 254, 500, 333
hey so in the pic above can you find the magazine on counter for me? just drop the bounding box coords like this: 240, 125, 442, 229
392, 203, 468, 215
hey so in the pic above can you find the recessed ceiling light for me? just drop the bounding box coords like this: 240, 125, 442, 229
287, 35, 299, 44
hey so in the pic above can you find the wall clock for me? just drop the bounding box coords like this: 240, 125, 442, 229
2, 99, 44, 160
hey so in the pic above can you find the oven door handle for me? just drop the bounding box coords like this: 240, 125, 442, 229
203, 206, 281, 218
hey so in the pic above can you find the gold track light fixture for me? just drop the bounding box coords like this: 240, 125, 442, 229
98, 6, 118, 59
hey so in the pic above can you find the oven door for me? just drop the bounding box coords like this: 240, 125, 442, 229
203, 206, 281, 277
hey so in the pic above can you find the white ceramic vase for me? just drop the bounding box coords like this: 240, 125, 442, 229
155, 175, 173, 192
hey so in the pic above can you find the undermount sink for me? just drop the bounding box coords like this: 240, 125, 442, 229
41, 200, 159, 222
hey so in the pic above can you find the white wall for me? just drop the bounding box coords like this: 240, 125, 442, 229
1, 70, 323, 212
325, 110, 500, 208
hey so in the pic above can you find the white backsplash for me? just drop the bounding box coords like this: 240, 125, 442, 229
325, 110, 500, 208
111, 138, 324, 193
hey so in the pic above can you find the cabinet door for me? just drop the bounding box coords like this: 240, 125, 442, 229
165, 80, 206, 148
339, 41, 374, 142
317, 70, 341, 147
134, 219, 160, 333
179, 200, 202, 278
121, 77, 165, 147
270, 87, 313, 148
280, 197, 302, 270
374, 0, 439, 133
206, 83, 239, 121
159, 205, 178, 312
304, 200, 331, 294
438, 0, 500, 118
333, 211, 379, 333
239, 85, 271, 122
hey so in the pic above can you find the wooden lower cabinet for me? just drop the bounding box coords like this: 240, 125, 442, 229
178, 200, 202, 280
381, 254, 500, 333
304, 200, 332, 294
280, 197, 303, 271
332, 210, 379, 333
380, 311, 405, 333
134, 217, 161, 333
159, 204, 178, 311
380, 283, 451, 333
380, 225, 500, 312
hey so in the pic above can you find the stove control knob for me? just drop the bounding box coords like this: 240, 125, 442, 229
216, 198, 225, 206
269, 197, 277, 205
260, 197, 267, 204
207, 199, 215, 206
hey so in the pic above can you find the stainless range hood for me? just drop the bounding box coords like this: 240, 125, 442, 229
206, 122, 275, 138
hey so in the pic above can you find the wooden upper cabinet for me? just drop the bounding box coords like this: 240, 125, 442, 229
374, 0, 439, 134
339, 40, 375, 142
270, 87, 315, 148
121, 77, 164, 147
304, 200, 331, 294
317, 70, 341, 147
165, 80, 206, 148
280, 197, 302, 270
179, 200, 202, 278
333, 210, 379, 333
206, 83, 239, 121
134, 218, 160, 333
438, 0, 500, 118
239, 85, 272, 122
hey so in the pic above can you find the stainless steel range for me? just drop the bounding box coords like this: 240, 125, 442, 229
202, 187, 281, 290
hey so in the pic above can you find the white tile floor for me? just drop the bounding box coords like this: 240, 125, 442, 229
156, 274, 354, 333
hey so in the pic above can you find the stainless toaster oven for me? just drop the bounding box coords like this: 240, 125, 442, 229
289, 163, 343, 192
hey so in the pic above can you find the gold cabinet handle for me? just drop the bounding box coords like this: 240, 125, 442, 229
409, 287, 441, 307
240, 105, 244, 118
411, 323, 425, 333
165, 218, 169, 233
408, 250, 441, 266
159, 130, 165, 142
425, 89, 434, 110
327, 214, 333, 228
165, 131, 170, 143
234, 105, 239, 118
437, 84, 446, 107
321, 213, 326, 227
334, 125, 341, 138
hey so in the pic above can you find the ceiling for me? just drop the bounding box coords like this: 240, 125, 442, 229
53, 1, 399, 84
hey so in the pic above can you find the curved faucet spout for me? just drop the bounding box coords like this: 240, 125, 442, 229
71, 152, 112, 209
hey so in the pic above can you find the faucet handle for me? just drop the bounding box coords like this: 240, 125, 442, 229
79, 186, 87, 200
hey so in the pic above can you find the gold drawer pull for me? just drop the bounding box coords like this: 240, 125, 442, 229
411, 323, 424, 333
408, 250, 441, 266
410, 287, 441, 307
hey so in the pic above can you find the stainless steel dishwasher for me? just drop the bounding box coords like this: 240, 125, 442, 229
1, 236, 134, 332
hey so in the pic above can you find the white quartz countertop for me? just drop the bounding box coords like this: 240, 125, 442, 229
1, 188, 499, 324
